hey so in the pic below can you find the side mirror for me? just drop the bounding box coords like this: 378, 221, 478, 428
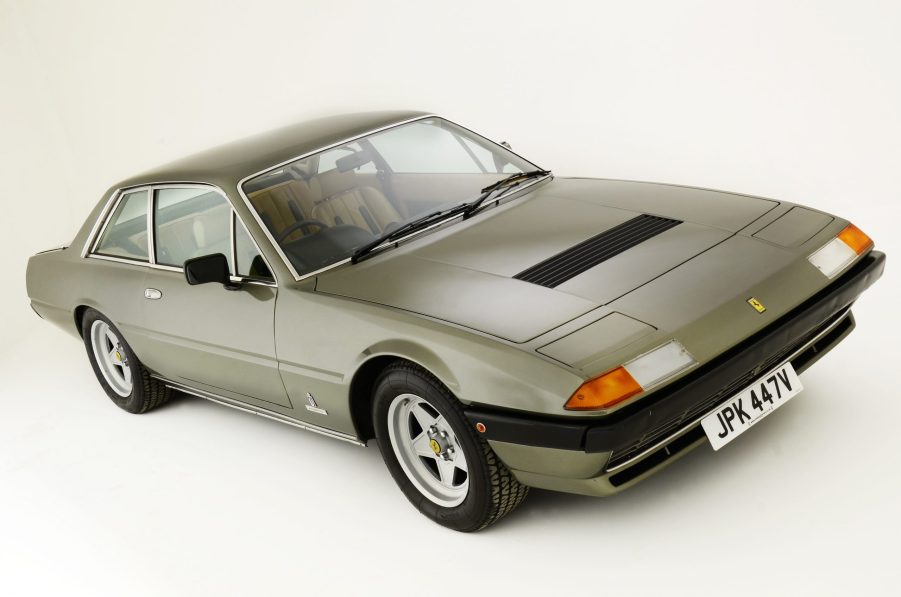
184, 253, 241, 290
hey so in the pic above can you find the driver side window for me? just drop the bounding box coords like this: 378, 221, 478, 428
154, 188, 234, 271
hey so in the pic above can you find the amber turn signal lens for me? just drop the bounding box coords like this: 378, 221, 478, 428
837, 224, 873, 255
565, 366, 643, 410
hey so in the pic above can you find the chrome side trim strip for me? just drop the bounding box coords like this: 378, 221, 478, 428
147, 187, 156, 264
604, 307, 853, 474
87, 253, 182, 272
230, 211, 238, 273
156, 377, 365, 447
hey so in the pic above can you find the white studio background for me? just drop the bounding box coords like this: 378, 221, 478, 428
1, 1, 899, 595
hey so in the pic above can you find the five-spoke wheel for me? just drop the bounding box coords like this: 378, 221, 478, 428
82, 308, 169, 414
388, 394, 469, 507
90, 320, 133, 397
373, 361, 528, 531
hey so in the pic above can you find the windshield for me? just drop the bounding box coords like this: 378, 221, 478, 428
241, 117, 539, 277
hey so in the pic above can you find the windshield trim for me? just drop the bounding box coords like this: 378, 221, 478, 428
236, 114, 544, 282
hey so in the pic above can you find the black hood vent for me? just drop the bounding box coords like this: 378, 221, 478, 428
514, 214, 682, 288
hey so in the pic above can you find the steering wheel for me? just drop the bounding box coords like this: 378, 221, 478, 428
277, 219, 328, 243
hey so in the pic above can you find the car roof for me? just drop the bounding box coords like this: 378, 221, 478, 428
112, 110, 432, 192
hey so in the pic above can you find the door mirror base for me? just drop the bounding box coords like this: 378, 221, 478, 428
184, 253, 241, 290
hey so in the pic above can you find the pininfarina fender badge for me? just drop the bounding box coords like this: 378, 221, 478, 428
747, 297, 767, 313
305, 392, 328, 415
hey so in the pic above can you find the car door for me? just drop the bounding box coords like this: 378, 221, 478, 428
137, 184, 291, 410
86, 186, 152, 341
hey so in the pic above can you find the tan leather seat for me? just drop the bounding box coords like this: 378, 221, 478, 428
312, 170, 402, 234
248, 179, 319, 240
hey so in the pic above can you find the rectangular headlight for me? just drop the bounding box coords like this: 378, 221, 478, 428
565, 340, 696, 411
623, 340, 696, 389
808, 223, 873, 279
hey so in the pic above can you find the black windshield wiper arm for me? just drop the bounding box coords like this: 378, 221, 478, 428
462, 169, 551, 219
351, 203, 470, 263
351, 169, 550, 263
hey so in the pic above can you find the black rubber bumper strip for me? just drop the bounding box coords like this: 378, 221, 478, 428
464, 250, 886, 453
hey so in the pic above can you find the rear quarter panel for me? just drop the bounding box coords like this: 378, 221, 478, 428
27, 247, 148, 348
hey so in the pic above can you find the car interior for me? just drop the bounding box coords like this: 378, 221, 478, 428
245, 143, 511, 275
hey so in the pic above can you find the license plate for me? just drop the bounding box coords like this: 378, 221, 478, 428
701, 362, 803, 451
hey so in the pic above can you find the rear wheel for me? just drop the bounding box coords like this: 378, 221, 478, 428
372, 361, 528, 531
82, 308, 169, 414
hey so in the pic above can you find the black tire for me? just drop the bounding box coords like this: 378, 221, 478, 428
372, 361, 528, 532
81, 308, 170, 414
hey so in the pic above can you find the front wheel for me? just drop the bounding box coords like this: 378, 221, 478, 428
372, 362, 528, 531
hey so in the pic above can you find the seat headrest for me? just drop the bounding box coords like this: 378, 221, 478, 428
318, 169, 362, 199
249, 179, 311, 203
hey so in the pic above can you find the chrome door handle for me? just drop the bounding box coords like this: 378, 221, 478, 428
144, 288, 162, 300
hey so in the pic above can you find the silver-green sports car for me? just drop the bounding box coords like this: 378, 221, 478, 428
26, 111, 885, 531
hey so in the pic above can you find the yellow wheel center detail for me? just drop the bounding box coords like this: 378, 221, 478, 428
429, 439, 442, 454
114, 351, 122, 362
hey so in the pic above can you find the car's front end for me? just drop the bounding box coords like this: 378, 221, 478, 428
313, 173, 884, 497
467, 244, 883, 496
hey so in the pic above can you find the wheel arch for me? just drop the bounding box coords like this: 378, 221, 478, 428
74, 301, 106, 338
348, 341, 461, 442
74, 304, 91, 337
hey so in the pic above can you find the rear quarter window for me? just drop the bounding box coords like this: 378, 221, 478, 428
94, 189, 150, 261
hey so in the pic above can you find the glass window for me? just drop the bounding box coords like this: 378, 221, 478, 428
317, 142, 377, 174
460, 137, 519, 173
242, 117, 539, 277
154, 187, 233, 270
95, 189, 150, 260
368, 121, 484, 173
235, 215, 273, 280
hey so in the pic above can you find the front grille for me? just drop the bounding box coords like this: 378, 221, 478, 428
605, 307, 851, 471
514, 214, 681, 288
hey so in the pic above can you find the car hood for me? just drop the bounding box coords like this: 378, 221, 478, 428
315, 178, 779, 343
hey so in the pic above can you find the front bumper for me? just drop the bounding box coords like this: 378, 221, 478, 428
464, 250, 885, 495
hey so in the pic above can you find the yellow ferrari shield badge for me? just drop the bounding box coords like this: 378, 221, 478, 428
747, 297, 766, 313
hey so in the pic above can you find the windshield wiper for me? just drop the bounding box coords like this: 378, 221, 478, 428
351, 203, 470, 263
351, 169, 551, 263
462, 169, 551, 219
